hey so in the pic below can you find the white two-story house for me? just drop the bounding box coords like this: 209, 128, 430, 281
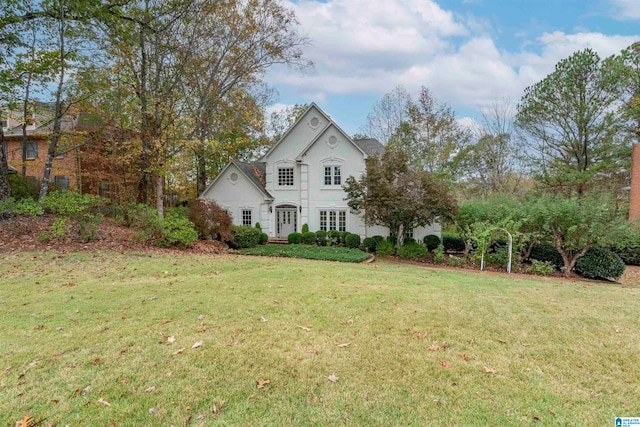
199, 103, 441, 240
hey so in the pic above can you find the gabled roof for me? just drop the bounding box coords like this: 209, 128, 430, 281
295, 122, 369, 161
353, 138, 385, 156
259, 102, 331, 162
200, 160, 273, 200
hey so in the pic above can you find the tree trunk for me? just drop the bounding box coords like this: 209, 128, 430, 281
156, 174, 163, 218
196, 148, 207, 195
0, 123, 11, 201
554, 232, 590, 276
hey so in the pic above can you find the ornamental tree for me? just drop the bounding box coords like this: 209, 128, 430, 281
343, 148, 457, 247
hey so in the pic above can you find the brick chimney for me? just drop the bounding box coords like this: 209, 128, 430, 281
629, 143, 640, 220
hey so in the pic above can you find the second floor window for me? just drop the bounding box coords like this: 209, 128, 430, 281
324, 166, 341, 186
24, 141, 38, 159
278, 167, 294, 186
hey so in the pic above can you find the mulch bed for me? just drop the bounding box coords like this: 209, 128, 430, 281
0, 214, 228, 255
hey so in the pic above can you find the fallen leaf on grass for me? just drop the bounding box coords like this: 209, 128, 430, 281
259, 316, 268, 323
167, 336, 176, 344
327, 374, 339, 383
144, 386, 156, 393
484, 367, 497, 374
336, 342, 350, 348
428, 343, 439, 351
97, 397, 111, 406
415, 331, 428, 340
440, 361, 452, 368
173, 347, 185, 355
257, 379, 270, 389
547, 409, 556, 416
149, 407, 159, 414
16, 412, 33, 427
81, 386, 91, 395
458, 353, 469, 361
296, 325, 311, 331
1, 366, 13, 375
497, 339, 506, 344
192, 341, 203, 349
346, 319, 354, 324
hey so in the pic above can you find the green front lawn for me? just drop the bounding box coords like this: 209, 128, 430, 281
0, 252, 638, 425
239, 244, 371, 262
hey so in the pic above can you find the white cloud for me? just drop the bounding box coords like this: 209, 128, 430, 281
611, 0, 640, 20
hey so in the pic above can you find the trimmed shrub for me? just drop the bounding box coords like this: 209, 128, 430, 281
345, 233, 361, 249
362, 237, 376, 252
372, 235, 384, 246
575, 247, 625, 280
398, 241, 428, 260
187, 199, 233, 241
442, 233, 465, 252
316, 230, 328, 246
339, 231, 349, 244
328, 230, 340, 241
259, 232, 268, 245
160, 214, 198, 248
376, 240, 395, 256
8, 174, 40, 200
229, 225, 262, 249
255, 222, 262, 231
423, 234, 441, 251
302, 231, 317, 245
529, 242, 563, 270
302, 223, 309, 233
528, 260, 555, 276
288, 232, 302, 244
404, 237, 416, 245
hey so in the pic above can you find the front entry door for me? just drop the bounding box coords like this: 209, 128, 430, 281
276, 207, 297, 238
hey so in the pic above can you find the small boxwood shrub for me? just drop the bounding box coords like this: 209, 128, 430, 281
255, 222, 262, 231
302, 231, 317, 245
160, 214, 198, 248
302, 223, 309, 233
398, 241, 428, 260
328, 230, 340, 241
229, 225, 262, 249
362, 237, 376, 252
259, 232, 268, 245
575, 247, 625, 280
404, 237, 416, 245
442, 233, 465, 252
376, 240, 395, 256
529, 242, 563, 270
372, 235, 384, 246
423, 234, 441, 251
386, 235, 397, 247
339, 231, 349, 244
345, 233, 361, 249
316, 230, 327, 246
288, 232, 302, 244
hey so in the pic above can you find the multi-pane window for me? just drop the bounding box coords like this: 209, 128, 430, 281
319, 210, 346, 232
324, 166, 341, 186
54, 176, 69, 191
404, 229, 414, 240
278, 167, 294, 186
242, 209, 252, 226
24, 141, 38, 159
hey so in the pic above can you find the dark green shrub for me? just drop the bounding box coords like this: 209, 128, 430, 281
40, 191, 106, 216
345, 233, 361, 249
529, 242, 563, 270
610, 229, 640, 265
129, 205, 165, 244
328, 230, 340, 241
372, 235, 384, 246
386, 235, 397, 247
423, 234, 441, 251
398, 241, 428, 260
259, 232, 268, 245
302, 223, 309, 233
575, 247, 625, 280
255, 222, 262, 231
376, 240, 395, 256
288, 232, 302, 244
316, 230, 327, 246
488, 247, 508, 266
339, 231, 349, 244
0, 197, 42, 217
434, 244, 445, 262
442, 233, 465, 252
404, 237, 416, 245
187, 199, 233, 241
362, 237, 376, 252
8, 174, 40, 200
160, 214, 198, 248
302, 231, 316, 245
229, 226, 262, 249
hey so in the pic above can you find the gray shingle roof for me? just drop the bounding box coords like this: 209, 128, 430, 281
353, 138, 385, 156
235, 161, 273, 199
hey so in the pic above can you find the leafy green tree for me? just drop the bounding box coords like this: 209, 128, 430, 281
343, 148, 457, 248
618, 42, 640, 145
516, 48, 628, 196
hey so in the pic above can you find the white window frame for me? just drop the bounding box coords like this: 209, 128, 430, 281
241, 209, 253, 227
323, 165, 342, 186
318, 209, 347, 232
24, 140, 38, 159
277, 166, 295, 187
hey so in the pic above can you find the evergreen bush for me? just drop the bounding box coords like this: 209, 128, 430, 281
345, 233, 361, 249
362, 237, 376, 252
302, 231, 317, 245
288, 232, 302, 244
259, 232, 269, 245
575, 247, 625, 280
423, 234, 441, 251
529, 242, 563, 270
229, 226, 262, 249
302, 223, 309, 233
316, 230, 328, 246
376, 240, 395, 256
398, 241, 428, 260
441, 233, 465, 252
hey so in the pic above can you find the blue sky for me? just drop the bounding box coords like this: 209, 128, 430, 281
266, 0, 640, 136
